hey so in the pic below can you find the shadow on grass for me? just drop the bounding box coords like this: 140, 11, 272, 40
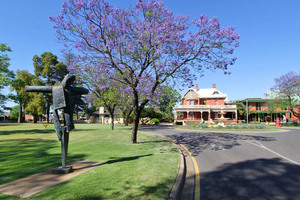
71, 196, 104, 200
165, 132, 276, 156
71, 129, 102, 132
0, 193, 19, 200
69, 154, 154, 171
0, 128, 98, 136
200, 158, 300, 199
0, 138, 86, 185
104, 154, 153, 165
0, 129, 55, 135
0, 123, 22, 126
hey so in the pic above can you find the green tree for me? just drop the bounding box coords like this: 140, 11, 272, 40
0, 43, 14, 110
158, 85, 181, 119
9, 70, 37, 123
26, 92, 46, 123
265, 91, 285, 122
93, 86, 120, 130
119, 95, 133, 126
236, 101, 254, 121
10, 105, 19, 120
33, 52, 69, 122
74, 96, 86, 120
141, 85, 181, 120
141, 107, 163, 119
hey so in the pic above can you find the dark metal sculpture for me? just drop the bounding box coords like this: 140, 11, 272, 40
25, 74, 89, 173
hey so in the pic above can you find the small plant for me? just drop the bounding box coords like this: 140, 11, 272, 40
256, 124, 266, 129
232, 125, 240, 129
247, 125, 255, 129
216, 125, 224, 129
202, 123, 208, 128
42, 123, 49, 128
150, 118, 160, 125
226, 125, 233, 129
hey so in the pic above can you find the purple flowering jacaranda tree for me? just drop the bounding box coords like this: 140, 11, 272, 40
270, 71, 300, 121
50, 0, 240, 143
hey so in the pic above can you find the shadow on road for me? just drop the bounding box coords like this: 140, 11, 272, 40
200, 158, 300, 200
165, 132, 275, 156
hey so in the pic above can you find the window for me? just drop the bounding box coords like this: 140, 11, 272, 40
190, 100, 194, 105
201, 100, 206, 105
256, 102, 261, 111
215, 112, 218, 118
190, 112, 193, 118
215, 100, 218, 105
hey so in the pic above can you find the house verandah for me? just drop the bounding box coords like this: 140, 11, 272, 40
174, 83, 238, 125
174, 105, 237, 125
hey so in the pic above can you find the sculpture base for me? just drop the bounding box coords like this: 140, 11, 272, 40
52, 166, 73, 174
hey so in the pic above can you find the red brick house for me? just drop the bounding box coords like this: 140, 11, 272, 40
174, 84, 237, 125
240, 98, 299, 123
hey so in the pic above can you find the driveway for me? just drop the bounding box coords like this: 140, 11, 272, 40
141, 126, 300, 200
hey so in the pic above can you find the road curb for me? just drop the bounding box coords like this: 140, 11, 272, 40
158, 135, 193, 200
168, 144, 186, 200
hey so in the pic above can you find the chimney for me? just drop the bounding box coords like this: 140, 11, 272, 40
196, 83, 199, 91
212, 84, 216, 88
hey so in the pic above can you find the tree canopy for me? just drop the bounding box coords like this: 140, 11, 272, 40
51, 0, 240, 143
9, 70, 37, 122
33, 52, 69, 122
268, 71, 300, 121
0, 43, 14, 110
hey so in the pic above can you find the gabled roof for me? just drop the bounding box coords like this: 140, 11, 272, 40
182, 86, 228, 100
197, 88, 227, 99
182, 88, 199, 100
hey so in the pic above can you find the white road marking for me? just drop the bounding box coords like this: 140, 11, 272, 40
243, 138, 300, 166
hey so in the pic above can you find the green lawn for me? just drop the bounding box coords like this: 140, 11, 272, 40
0, 123, 179, 200
174, 124, 284, 132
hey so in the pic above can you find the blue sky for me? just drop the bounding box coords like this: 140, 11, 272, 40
1, 0, 300, 107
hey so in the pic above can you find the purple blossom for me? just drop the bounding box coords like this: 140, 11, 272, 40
50, 0, 240, 140
75, 0, 85, 9
62, 2, 67, 8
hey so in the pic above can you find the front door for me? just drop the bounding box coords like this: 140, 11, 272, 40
203, 112, 208, 120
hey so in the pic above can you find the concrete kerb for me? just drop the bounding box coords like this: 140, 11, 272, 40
169, 143, 186, 200
159, 135, 194, 200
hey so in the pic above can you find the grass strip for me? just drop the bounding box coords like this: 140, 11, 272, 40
0, 123, 179, 200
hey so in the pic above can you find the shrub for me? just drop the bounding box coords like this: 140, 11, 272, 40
150, 118, 160, 125
201, 123, 208, 128
226, 125, 233, 129
216, 125, 224, 129
232, 125, 240, 129
191, 122, 200, 127
247, 125, 255, 129
256, 124, 266, 129
240, 125, 247, 129
183, 121, 190, 126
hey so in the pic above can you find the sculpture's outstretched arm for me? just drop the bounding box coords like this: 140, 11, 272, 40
25, 86, 53, 93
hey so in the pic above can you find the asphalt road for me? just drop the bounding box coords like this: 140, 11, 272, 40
141, 126, 300, 200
